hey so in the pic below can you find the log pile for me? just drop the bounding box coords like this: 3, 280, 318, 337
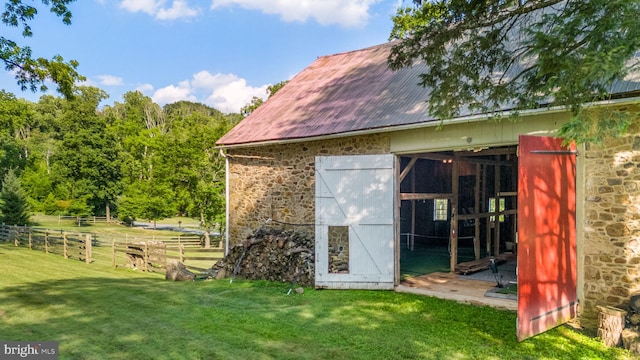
621, 294, 640, 355
126, 241, 166, 270
212, 227, 315, 286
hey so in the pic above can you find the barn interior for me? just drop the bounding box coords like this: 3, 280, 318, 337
399, 146, 518, 283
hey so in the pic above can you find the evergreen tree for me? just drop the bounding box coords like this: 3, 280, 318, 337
0, 169, 31, 225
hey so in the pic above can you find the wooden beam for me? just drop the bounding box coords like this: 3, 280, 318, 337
494, 156, 501, 257
458, 209, 517, 220
450, 160, 459, 273
400, 193, 453, 201
399, 156, 418, 183
410, 165, 416, 251
455, 147, 517, 157
474, 163, 481, 260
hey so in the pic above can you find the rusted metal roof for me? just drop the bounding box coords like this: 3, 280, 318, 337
216, 42, 640, 147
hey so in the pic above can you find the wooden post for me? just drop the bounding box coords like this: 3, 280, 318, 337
45, 231, 49, 253
112, 240, 116, 268
204, 232, 211, 249
180, 243, 185, 263
474, 163, 481, 260
494, 156, 501, 257
483, 165, 491, 254
13, 225, 18, 247
450, 159, 459, 273
597, 305, 627, 347
85, 234, 92, 264
28, 231, 32, 250
144, 242, 149, 272
63, 232, 68, 259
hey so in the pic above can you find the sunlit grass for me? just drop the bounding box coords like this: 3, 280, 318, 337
30, 214, 195, 238
0, 244, 635, 360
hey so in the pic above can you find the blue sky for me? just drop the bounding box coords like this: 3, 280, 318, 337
2, 0, 406, 113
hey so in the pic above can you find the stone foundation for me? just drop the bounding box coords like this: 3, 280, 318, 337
582, 123, 640, 328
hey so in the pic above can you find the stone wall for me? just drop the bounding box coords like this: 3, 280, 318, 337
582, 123, 640, 328
225, 134, 390, 245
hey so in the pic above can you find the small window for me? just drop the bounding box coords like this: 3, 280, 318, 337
328, 226, 349, 274
434, 199, 448, 221
489, 197, 506, 222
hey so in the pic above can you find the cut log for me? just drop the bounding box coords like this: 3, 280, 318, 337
597, 305, 627, 347
165, 260, 196, 281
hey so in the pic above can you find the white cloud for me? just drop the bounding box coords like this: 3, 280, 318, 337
201, 75, 268, 113
97, 75, 124, 86
210, 0, 379, 27
119, 0, 159, 15
150, 71, 268, 113
119, 0, 201, 20
152, 81, 198, 105
136, 83, 155, 94
157, 0, 201, 20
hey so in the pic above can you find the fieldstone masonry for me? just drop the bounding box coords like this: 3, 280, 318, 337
226, 134, 390, 244
582, 123, 640, 329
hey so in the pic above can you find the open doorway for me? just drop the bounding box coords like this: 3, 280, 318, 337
398, 146, 518, 290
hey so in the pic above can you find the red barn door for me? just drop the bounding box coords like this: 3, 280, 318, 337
517, 135, 577, 341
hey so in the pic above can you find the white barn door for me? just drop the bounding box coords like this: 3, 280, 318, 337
315, 154, 396, 289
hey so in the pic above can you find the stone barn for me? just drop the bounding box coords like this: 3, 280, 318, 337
216, 42, 640, 341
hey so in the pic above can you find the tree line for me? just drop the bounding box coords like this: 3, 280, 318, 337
0, 87, 241, 230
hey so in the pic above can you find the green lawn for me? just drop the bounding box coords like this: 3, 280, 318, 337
30, 214, 200, 238
0, 244, 634, 360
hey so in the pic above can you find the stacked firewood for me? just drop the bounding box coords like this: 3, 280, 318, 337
212, 227, 315, 287
622, 294, 640, 354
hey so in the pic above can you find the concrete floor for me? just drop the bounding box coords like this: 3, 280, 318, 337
459, 257, 517, 285
397, 258, 518, 311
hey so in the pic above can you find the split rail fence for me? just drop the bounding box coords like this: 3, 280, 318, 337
0, 224, 224, 275
110, 236, 224, 274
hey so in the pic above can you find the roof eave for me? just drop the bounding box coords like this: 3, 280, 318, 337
215, 95, 640, 151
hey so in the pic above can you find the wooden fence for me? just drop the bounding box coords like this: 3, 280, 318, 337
56, 215, 112, 226
0, 225, 93, 263
0, 224, 225, 275
111, 238, 224, 274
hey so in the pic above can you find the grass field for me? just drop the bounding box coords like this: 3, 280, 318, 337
9, 214, 220, 273
30, 214, 201, 238
0, 243, 635, 360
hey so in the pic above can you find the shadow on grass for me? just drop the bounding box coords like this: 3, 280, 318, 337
0, 275, 632, 360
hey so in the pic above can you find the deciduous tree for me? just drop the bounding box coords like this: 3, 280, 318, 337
240, 81, 289, 116
1, 0, 84, 97
389, 0, 640, 143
